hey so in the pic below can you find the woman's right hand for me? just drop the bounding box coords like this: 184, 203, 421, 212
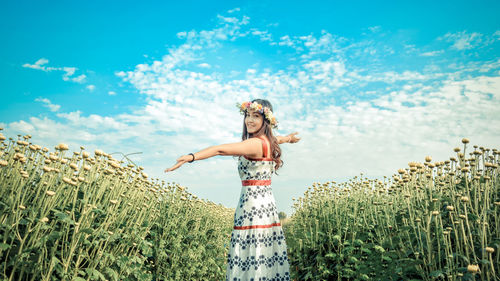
164, 155, 193, 173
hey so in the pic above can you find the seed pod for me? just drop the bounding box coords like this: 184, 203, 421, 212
467, 264, 479, 273
0, 160, 8, 167
19, 205, 26, 210
461, 196, 469, 202
446, 205, 454, 211
104, 168, 114, 175
425, 156, 432, 162
56, 143, 69, 151
70, 163, 78, 170
46, 190, 56, 196
432, 211, 439, 216
462, 138, 469, 144
40, 217, 49, 223
110, 200, 118, 205
485, 247, 495, 253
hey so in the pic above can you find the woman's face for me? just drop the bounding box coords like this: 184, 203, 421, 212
245, 109, 264, 134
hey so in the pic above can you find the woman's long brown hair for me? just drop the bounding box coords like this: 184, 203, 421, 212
241, 99, 283, 172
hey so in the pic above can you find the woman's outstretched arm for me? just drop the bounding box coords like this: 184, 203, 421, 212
164, 138, 263, 173
276, 132, 301, 144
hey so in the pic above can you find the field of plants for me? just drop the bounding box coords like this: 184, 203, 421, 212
284, 139, 499, 280
0, 129, 498, 280
0, 130, 234, 281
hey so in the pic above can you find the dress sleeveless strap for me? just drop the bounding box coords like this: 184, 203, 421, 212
257, 136, 270, 158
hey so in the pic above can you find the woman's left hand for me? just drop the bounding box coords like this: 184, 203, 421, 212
287, 132, 301, 143
164, 155, 192, 173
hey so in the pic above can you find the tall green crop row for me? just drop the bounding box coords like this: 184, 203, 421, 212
0, 132, 234, 281
285, 140, 499, 280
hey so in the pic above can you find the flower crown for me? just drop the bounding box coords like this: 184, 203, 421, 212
236, 101, 278, 129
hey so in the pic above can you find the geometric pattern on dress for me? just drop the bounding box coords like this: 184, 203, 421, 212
230, 229, 286, 249
228, 272, 290, 281
227, 251, 290, 272
238, 186, 273, 208
233, 201, 279, 227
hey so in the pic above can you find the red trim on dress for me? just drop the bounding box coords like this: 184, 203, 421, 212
242, 180, 271, 186
233, 222, 281, 230
243, 156, 273, 161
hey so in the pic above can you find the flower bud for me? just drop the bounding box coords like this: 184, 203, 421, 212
56, 143, 69, 151
467, 264, 479, 273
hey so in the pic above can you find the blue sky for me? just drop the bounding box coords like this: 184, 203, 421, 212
1, 0, 499, 216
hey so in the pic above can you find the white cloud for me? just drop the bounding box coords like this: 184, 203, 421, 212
368, 26, 381, 33
420, 50, 444, 57
251, 29, 273, 42
35, 97, 60, 112
22, 58, 49, 70
108, 91, 116, 95
22, 58, 87, 83
442, 31, 483, 50
86, 85, 95, 91
197, 63, 211, 68
72, 74, 87, 83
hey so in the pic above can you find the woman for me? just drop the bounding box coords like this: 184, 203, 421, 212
165, 99, 300, 280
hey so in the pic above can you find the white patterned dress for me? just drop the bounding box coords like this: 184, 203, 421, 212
226, 136, 291, 281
